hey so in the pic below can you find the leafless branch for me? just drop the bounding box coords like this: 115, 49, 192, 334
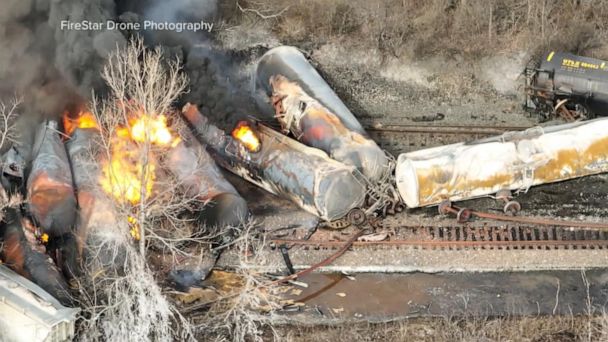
0, 96, 21, 151
236, 1, 290, 20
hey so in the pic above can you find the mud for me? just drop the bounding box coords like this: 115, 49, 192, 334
278, 270, 608, 322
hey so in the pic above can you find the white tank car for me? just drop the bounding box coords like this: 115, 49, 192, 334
0, 265, 78, 342
396, 118, 608, 208
254, 46, 390, 182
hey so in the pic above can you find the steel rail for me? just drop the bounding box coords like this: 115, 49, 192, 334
270, 238, 608, 249
364, 124, 528, 134
445, 205, 608, 229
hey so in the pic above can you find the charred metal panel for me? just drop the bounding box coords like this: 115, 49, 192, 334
183, 104, 366, 222
396, 118, 608, 207
167, 138, 249, 228
27, 120, 77, 237
255, 46, 364, 132
65, 127, 107, 247
0, 146, 27, 194
255, 46, 389, 182
0, 208, 71, 306
65, 127, 127, 275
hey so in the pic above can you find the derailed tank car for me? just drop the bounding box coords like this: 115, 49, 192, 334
167, 136, 249, 228
254, 46, 390, 182
183, 103, 367, 222
525, 51, 608, 121
395, 118, 608, 208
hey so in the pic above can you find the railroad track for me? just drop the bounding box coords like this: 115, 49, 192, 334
364, 124, 529, 154
270, 224, 608, 251
258, 123, 606, 254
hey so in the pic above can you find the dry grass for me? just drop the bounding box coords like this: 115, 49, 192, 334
192, 221, 281, 342
278, 314, 608, 342
224, 0, 608, 60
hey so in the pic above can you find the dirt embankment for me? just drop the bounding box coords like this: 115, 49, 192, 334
215, 0, 608, 127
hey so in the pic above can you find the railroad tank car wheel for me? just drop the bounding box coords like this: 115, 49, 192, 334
383, 200, 395, 216
503, 201, 521, 215
456, 208, 472, 223
347, 208, 367, 226
438, 200, 452, 215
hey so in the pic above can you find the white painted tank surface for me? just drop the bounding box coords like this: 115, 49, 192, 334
396, 118, 608, 208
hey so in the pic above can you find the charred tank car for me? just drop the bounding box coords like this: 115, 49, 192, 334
254, 46, 390, 183
525, 51, 608, 121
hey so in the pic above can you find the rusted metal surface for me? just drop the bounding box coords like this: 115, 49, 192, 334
270, 224, 608, 251
396, 119, 608, 208
0, 208, 71, 305
27, 120, 77, 237
256, 46, 389, 182
183, 103, 367, 222
256, 46, 366, 134
167, 137, 249, 228
440, 204, 608, 229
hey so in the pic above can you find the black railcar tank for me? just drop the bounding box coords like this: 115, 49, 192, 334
525, 51, 608, 120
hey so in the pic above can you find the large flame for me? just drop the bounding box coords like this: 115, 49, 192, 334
231, 121, 261, 152
99, 112, 179, 205
63, 111, 99, 136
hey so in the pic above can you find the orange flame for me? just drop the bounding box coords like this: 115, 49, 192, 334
231, 121, 261, 152
63, 111, 99, 136
99, 112, 179, 205
129, 113, 174, 146
128, 215, 140, 240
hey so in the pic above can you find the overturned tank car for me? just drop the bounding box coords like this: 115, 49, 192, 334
254, 46, 390, 182
525, 51, 608, 121
396, 117, 608, 208
167, 135, 250, 228
183, 103, 367, 222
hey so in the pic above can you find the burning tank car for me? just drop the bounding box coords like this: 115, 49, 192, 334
525, 51, 608, 121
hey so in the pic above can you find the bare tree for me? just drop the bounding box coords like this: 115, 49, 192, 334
75, 38, 203, 341
0, 96, 23, 218
0, 96, 21, 152
194, 221, 281, 342
97, 37, 188, 257
77, 36, 279, 342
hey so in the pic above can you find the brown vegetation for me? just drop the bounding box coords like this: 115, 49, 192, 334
224, 0, 608, 60
279, 314, 608, 342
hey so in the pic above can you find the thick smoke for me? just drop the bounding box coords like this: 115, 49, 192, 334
0, 0, 128, 166
115, 0, 217, 46
1, 0, 260, 134
0, 0, 125, 117
116, 0, 263, 128
49, 0, 126, 96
